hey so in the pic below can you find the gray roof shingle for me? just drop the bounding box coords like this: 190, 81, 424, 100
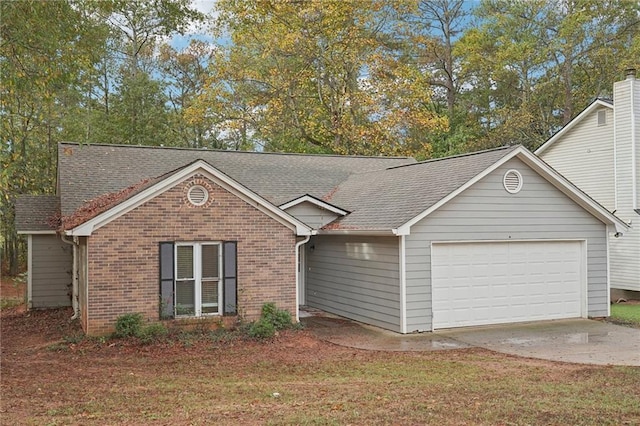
51, 143, 518, 232
15, 195, 59, 232
57, 143, 416, 216
325, 145, 519, 230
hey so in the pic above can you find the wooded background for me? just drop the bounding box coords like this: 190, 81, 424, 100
2, 0, 639, 274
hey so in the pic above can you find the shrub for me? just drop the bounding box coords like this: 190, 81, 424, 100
247, 303, 294, 339
114, 313, 144, 338
260, 302, 292, 331
248, 319, 276, 339
139, 323, 168, 344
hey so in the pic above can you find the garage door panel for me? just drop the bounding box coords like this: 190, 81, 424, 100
432, 241, 583, 329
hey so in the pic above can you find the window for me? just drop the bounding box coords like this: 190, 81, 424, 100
160, 241, 236, 319
174, 242, 222, 317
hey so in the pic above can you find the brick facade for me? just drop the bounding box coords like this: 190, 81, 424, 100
83, 174, 298, 335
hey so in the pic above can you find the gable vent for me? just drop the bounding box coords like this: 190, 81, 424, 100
503, 170, 523, 194
187, 185, 209, 206
597, 110, 607, 126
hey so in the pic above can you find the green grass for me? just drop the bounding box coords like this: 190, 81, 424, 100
610, 303, 640, 327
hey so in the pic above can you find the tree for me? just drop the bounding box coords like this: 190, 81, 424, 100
1, 0, 108, 274
190, 0, 447, 156
159, 40, 220, 148
456, 0, 640, 150
86, 0, 205, 145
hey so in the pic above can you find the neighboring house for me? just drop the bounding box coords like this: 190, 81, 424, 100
536, 69, 639, 297
16, 142, 627, 335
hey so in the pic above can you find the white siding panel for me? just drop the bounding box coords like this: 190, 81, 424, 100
306, 235, 401, 331
540, 106, 615, 210
405, 157, 608, 332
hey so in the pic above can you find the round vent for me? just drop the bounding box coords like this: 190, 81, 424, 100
187, 185, 209, 206
503, 169, 523, 194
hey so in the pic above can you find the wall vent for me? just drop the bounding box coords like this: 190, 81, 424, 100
187, 185, 209, 206
597, 110, 607, 126
503, 170, 523, 194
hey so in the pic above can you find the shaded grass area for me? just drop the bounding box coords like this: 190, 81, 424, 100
2, 312, 640, 425
610, 303, 640, 327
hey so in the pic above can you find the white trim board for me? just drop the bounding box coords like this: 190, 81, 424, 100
66, 160, 312, 237
396, 146, 629, 235
279, 194, 349, 216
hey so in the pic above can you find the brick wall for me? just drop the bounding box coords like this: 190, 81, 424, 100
84, 174, 298, 335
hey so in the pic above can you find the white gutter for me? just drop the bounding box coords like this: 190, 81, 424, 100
60, 234, 79, 320
294, 235, 311, 323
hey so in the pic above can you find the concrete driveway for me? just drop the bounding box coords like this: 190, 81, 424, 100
302, 315, 640, 366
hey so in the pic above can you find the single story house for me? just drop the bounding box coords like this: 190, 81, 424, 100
536, 69, 639, 298
16, 142, 628, 335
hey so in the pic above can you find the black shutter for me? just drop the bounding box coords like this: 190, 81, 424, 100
159, 242, 174, 319
223, 241, 237, 315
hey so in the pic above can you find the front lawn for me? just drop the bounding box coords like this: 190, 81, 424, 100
2, 307, 639, 425
610, 303, 640, 327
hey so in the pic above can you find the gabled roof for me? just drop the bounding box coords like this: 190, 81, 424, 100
279, 194, 349, 216
57, 143, 415, 216
324, 146, 518, 232
19, 141, 627, 237
320, 145, 628, 234
15, 195, 60, 233
65, 160, 313, 237
535, 98, 613, 155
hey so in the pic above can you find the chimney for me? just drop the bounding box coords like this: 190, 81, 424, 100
625, 68, 636, 80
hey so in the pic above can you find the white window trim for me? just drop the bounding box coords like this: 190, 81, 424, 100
175, 242, 222, 317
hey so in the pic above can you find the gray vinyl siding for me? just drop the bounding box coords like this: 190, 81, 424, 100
31, 235, 72, 308
540, 106, 615, 210
306, 235, 401, 332
404, 157, 609, 332
284, 201, 339, 229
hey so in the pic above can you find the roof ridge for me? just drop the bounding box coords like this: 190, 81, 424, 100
58, 141, 414, 160
385, 145, 518, 170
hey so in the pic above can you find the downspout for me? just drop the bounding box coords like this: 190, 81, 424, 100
294, 235, 311, 323
60, 234, 79, 320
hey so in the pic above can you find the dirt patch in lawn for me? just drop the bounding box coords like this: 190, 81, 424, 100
1, 275, 26, 300
2, 306, 640, 425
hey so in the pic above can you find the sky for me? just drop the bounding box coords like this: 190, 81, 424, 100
169, 0, 218, 49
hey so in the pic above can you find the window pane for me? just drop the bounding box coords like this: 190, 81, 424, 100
201, 279, 219, 314
176, 246, 193, 279
175, 280, 195, 316
201, 244, 219, 278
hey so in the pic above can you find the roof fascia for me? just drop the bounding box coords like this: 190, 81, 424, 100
67, 160, 312, 237
397, 146, 629, 235
17, 230, 56, 235
535, 100, 613, 155
316, 229, 397, 236
279, 194, 349, 216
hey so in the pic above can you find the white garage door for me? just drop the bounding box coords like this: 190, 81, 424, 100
432, 241, 584, 329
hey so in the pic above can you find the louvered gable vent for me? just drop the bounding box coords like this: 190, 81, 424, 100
503, 170, 523, 194
187, 185, 209, 206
